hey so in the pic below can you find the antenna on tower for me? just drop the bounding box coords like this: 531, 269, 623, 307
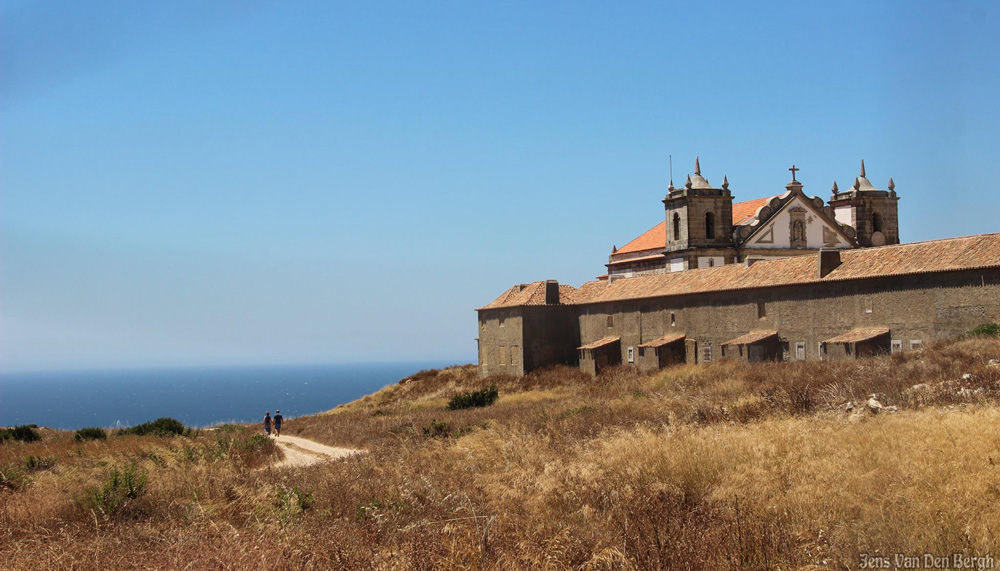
669, 155, 673, 185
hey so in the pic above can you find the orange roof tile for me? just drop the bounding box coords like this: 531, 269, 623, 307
615, 221, 666, 255
722, 330, 779, 346
578, 336, 620, 350
476, 281, 580, 310
613, 196, 777, 257
479, 233, 1000, 310
823, 327, 890, 344
732, 196, 775, 226
638, 332, 686, 348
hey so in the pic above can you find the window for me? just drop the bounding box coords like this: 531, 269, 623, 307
795, 342, 806, 361
638, 347, 645, 357
757, 301, 766, 319
701, 343, 713, 363
891, 340, 902, 353
673, 213, 681, 241
872, 212, 883, 233
627, 346, 634, 363
607, 315, 614, 327
864, 298, 873, 314
845, 344, 852, 356
910, 340, 923, 350
499, 315, 505, 327
705, 212, 715, 239
670, 312, 676, 327
818, 342, 825, 360
500, 346, 508, 365
511, 346, 519, 365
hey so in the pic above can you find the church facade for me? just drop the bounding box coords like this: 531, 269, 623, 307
477, 161, 999, 377
607, 158, 898, 277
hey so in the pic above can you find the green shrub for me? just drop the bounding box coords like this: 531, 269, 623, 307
421, 419, 451, 438
0, 425, 42, 443
0, 466, 30, 490
968, 323, 1000, 337
120, 417, 187, 437
274, 484, 313, 523
75, 427, 108, 441
447, 385, 499, 410
83, 462, 147, 517
24, 455, 56, 471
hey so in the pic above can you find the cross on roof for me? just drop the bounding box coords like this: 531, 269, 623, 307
789, 164, 799, 181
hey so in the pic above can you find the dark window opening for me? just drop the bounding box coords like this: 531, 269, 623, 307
757, 301, 766, 319
670, 312, 676, 326
672, 213, 681, 241
705, 212, 715, 239
872, 212, 884, 233
607, 315, 614, 328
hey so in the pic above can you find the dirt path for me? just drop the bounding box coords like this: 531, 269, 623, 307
271, 435, 363, 468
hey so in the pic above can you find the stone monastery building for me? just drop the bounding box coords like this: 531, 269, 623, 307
477, 159, 1000, 376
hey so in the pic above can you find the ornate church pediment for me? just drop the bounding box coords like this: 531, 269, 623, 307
734, 185, 857, 250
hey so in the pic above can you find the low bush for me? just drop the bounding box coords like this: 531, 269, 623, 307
82, 462, 147, 517
447, 385, 499, 410
75, 427, 108, 441
968, 323, 1000, 337
421, 419, 451, 438
24, 455, 57, 471
0, 425, 42, 443
0, 465, 29, 490
119, 417, 187, 437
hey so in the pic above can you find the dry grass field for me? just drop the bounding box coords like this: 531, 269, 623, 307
3, 337, 1000, 570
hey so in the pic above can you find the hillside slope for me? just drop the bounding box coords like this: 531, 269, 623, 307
3, 337, 999, 569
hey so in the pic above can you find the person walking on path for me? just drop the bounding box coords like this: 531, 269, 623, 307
263, 412, 272, 436
273, 410, 283, 437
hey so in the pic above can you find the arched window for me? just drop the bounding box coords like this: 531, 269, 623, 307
705, 212, 715, 239
672, 213, 681, 241
872, 212, 883, 233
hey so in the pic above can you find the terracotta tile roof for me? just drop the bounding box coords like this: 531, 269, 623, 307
638, 332, 686, 348
732, 196, 775, 226
480, 234, 1000, 310
615, 221, 666, 255
613, 196, 777, 257
578, 336, 620, 350
823, 327, 890, 344
722, 330, 779, 346
476, 281, 578, 310
581, 233, 1000, 305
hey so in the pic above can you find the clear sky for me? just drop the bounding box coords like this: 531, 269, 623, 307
2, 1, 998, 372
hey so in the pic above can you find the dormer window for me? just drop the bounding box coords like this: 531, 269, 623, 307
705, 212, 715, 239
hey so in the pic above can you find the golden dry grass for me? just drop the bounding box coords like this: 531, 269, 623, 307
2, 338, 1000, 569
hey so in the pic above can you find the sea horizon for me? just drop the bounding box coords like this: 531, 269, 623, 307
0, 360, 465, 430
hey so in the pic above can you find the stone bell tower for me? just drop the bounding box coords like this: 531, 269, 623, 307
662, 157, 734, 252
828, 160, 900, 247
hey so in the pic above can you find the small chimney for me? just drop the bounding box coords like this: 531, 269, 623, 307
818, 249, 842, 278
545, 280, 560, 304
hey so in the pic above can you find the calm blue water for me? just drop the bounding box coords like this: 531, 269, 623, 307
0, 361, 455, 430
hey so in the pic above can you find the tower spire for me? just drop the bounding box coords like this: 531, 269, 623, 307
694, 156, 701, 175
832, 180, 839, 193
860, 159, 866, 178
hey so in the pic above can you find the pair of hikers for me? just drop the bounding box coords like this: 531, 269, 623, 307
263, 410, 283, 437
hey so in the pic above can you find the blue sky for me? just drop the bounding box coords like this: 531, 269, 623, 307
2, 1, 998, 371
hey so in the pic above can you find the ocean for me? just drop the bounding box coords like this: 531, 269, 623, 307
0, 361, 456, 430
